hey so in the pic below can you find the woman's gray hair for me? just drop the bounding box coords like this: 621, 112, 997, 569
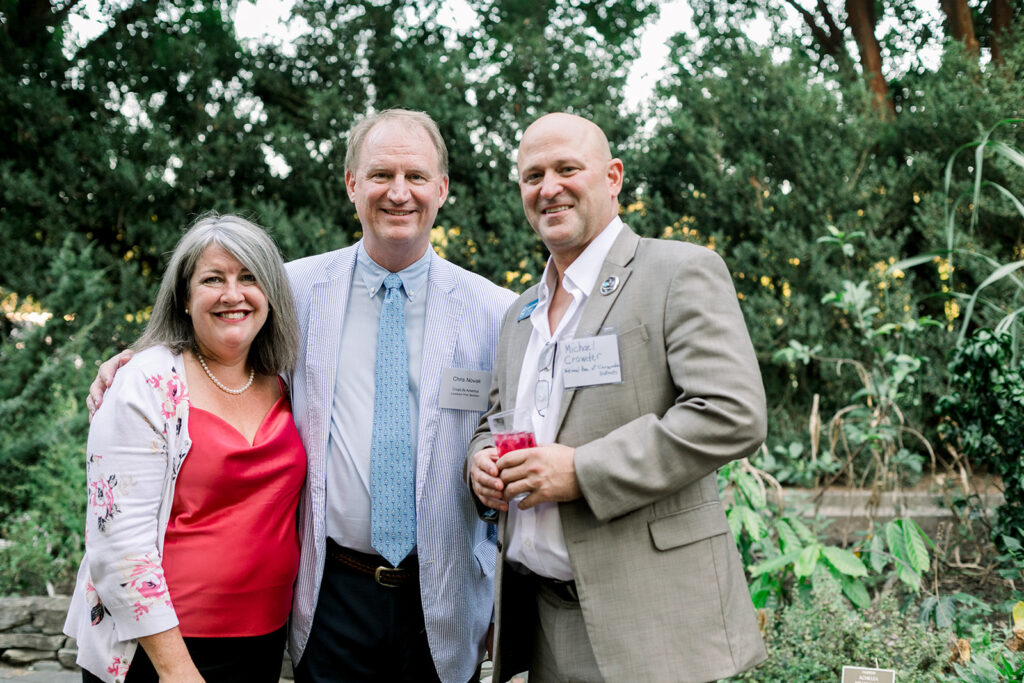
133, 212, 299, 375
345, 108, 449, 176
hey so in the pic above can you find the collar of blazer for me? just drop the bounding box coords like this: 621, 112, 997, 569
509, 226, 641, 435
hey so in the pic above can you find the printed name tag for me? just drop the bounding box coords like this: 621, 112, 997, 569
439, 368, 491, 411
841, 666, 895, 683
562, 335, 621, 388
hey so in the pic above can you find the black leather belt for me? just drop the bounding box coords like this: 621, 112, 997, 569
326, 539, 417, 588
531, 572, 579, 602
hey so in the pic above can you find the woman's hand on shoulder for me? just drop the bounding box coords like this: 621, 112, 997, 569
87, 350, 135, 419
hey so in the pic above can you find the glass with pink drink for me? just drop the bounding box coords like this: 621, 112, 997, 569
487, 407, 536, 457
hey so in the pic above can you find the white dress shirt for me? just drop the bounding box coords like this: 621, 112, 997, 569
506, 217, 623, 580
325, 242, 430, 553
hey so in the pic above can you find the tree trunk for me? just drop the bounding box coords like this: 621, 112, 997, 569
989, 0, 1013, 66
941, 0, 981, 56
783, 0, 857, 81
845, 0, 894, 118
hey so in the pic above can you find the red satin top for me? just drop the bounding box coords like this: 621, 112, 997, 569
162, 385, 306, 637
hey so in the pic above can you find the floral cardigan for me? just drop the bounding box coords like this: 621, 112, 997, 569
64, 345, 191, 683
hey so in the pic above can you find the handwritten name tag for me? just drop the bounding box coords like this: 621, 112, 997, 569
562, 335, 621, 389
439, 368, 491, 411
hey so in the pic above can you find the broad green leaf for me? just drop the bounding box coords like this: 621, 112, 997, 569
726, 507, 743, 540
736, 468, 766, 508
839, 573, 871, 609
821, 545, 868, 577
868, 533, 887, 573
919, 595, 937, 622
748, 574, 776, 609
897, 562, 922, 592
776, 519, 802, 554
866, 323, 897, 339
902, 519, 931, 573
906, 518, 936, 549
885, 520, 906, 561
736, 504, 767, 540
793, 544, 820, 578
749, 550, 802, 577
935, 595, 956, 628
788, 516, 818, 545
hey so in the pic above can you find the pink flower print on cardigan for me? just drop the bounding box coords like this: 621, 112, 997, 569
145, 370, 188, 422
119, 552, 172, 620
87, 454, 121, 534
107, 654, 130, 678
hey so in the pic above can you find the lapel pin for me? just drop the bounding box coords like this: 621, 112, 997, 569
600, 276, 619, 296
517, 299, 539, 321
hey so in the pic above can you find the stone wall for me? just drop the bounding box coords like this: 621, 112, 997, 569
0, 596, 77, 673
0, 596, 296, 678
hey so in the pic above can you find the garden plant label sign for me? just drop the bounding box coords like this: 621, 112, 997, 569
841, 665, 896, 683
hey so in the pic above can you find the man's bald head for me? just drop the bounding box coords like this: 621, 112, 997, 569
518, 113, 613, 171
515, 113, 624, 271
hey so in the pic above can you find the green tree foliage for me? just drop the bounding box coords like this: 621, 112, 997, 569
636, 9, 1024, 449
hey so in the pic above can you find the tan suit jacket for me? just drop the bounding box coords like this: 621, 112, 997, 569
469, 226, 768, 682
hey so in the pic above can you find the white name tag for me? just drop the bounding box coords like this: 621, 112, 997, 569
841, 666, 895, 683
562, 335, 621, 388
439, 368, 491, 411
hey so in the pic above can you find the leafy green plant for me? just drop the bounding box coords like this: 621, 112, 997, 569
773, 227, 941, 492
756, 440, 840, 488
937, 329, 1024, 551
993, 535, 1024, 586
726, 573, 949, 682
942, 601, 1024, 682
894, 118, 1024, 349
720, 459, 934, 611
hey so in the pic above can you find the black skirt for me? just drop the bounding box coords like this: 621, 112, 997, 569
81, 625, 287, 683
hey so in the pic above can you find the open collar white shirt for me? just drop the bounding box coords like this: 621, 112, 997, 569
506, 217, 623, 580
325, 241, 430, 553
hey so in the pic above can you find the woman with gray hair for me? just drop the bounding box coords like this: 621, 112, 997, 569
64, 213, 306, 683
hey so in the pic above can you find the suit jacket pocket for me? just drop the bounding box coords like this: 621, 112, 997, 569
473, 536, 497, 576
648, 501, 731, 550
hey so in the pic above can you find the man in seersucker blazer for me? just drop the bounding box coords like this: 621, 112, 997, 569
286, 110, 515, 682
468, 112, 768, 682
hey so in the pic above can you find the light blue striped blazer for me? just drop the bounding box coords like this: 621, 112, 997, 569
285, 243, 515, 682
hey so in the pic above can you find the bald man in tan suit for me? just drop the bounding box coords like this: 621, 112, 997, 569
468, 113, 768, 682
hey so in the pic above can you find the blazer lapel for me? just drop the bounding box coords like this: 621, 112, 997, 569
305, 247, 356, 460
554, 227, 640, 433
505, 292, 540, 410
416, 253, 461, 499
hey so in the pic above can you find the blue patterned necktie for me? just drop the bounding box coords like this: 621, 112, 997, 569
370, 273, 416, 567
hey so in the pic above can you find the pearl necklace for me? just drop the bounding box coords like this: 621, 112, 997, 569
195, 350, 255, 395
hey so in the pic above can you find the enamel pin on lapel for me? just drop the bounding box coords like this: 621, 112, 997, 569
517, 299, 539, 321
600, 276, 619, 295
